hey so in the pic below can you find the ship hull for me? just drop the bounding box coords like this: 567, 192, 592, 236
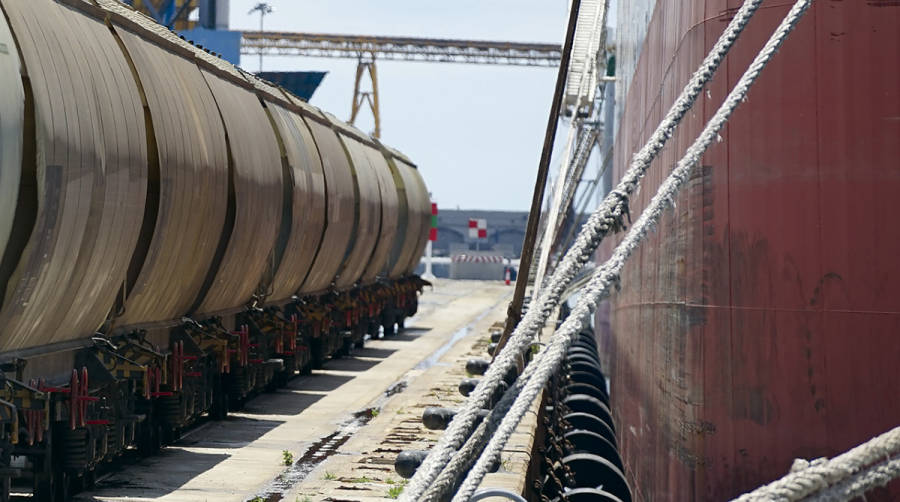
601, 1, 900, 500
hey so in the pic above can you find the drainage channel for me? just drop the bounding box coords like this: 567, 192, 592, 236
249, 407, 379, 502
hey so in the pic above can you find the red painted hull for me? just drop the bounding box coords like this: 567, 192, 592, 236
600, 2, 900, 500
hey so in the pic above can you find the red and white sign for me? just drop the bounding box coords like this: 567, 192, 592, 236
468, 218, 487, 239
429, 203, 438, 241
452, 254, 503, 263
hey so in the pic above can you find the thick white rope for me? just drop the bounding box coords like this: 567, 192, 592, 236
400, 3, 765, 499
805, 457, 900, 502
732, 425, 900, 502
422, 347, 543, 500
451, 1, 813, 499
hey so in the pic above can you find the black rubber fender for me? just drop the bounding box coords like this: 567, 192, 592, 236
563, 395, 615, 431
567, 370, 606, 390
466, 358, 490, 375
423, 407, 488, 430
567, 361, 606, 381
395, 450, 429, 478
563, 412, 617, 447
555, 453, 631, 502
566, 346, 602, 362
563, 429, 623, 470
422, 407, 456, 430
569, 340, 599, 354
564, 383, 609, 404
566, 353, 602, 368
550, 487, 625, 502
458, 377, 479, 397
575, 331, 598, 347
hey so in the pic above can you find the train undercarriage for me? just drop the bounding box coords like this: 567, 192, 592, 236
0, 277, 427, 502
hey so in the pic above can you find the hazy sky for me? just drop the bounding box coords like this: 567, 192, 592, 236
227, 1, 570, 211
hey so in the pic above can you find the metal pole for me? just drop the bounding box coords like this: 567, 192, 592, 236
494, 0, 583, 360
423, 241, 435, 280
258, 11, 264, 70
249, 2, 272, 72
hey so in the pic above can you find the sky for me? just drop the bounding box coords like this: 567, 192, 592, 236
227, 0, 571, 211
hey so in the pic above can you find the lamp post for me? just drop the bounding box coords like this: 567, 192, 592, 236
248, 2, 272, 71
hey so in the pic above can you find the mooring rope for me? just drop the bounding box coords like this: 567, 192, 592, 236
399, 2, 768, 499
732, 426, 900, 502
450, 1, 813, 499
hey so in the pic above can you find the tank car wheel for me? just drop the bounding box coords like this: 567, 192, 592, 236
338, 336, 354, 357
227, 367, 250, 408
54, 472, 71, 502
157, 393, 184, 429
276, 354, 296, 387
0, 475, 9, 502
160, 424, 177, 445
104, 424, 120, 461
83, 468, 96, 490
36, 468, 73, 502
211, 375, 229, 420
137, 419, 162, 456
34, 472, 53, 502
382, 317, 396, 337
256, 364, 269, 392
310, 337, 327, 369
60, 428, 90, 472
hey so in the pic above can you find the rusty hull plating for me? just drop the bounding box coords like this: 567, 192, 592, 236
600, 2, 900, 500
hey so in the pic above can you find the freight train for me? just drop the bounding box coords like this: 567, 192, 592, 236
0, 0, 431, 499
